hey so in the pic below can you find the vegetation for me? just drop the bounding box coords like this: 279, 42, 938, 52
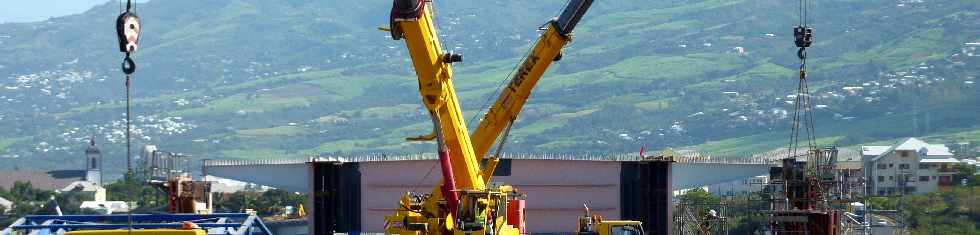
104, 172, 169, 212
681, 181, 980, 234
212, 189, 306, 218
677, 188, 720, 205
953, 163, 980, 187
0, 0, 978, 176
0, 182, 92, 227
676, 188, 768, 234
869, 186, 980, 234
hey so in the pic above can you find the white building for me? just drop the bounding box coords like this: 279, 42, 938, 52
863, 138, 959, 196
0, 196, 12, 214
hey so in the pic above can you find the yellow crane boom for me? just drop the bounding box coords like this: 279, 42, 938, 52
472, 0, 594, 180
383, 0, 593, 234
391, 0, 485, 192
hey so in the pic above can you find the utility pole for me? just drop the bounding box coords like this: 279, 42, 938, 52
912, 93, 918, 137
929, 196, 936, 235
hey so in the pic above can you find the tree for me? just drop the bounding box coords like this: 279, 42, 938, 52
953, 163, 977, 184
213, 191, 250, 213
970, 174, 980, 187
866, 197, 895, 210
678, 188, 720, 205
212, 190, 307, 217
55, 190, 93, 215
103, 172, 167, 212
874, 186, 980, 234
10, 201, 38, 216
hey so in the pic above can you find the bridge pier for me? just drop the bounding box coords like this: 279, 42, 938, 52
307, 160, 360, 235
622, 159, 674, 235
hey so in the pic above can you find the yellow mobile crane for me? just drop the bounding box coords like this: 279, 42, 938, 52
382, 0, 602, 234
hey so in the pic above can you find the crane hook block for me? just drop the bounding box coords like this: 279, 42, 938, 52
116, 11, 142, 53
794, 26, 812, 48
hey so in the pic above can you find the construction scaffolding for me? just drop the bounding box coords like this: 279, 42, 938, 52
140, 149, 193, 181
757, 147, 844, 235
137, 146, 214, 214
673, 202, 730, 235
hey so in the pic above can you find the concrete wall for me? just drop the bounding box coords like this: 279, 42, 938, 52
870, 152, 903, 195
358, 159, 621, 233
204, 158, 772, 196
203, 158, 774, 233
705, 175, 768, 196
205, 161, 308, 193
916, 163, 939, 193
672, 162, 773, 190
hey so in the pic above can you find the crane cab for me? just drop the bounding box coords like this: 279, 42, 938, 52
577, 219, 645, 235
576, 206, 644, 235
454, 189, 522, 235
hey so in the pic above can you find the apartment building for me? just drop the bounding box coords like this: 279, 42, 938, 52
863, 138, 959, 196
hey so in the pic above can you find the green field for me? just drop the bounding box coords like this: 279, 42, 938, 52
0, 0, 978, 168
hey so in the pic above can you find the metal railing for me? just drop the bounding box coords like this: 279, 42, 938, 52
1, 213, 271, 235
206, 151, 782, 165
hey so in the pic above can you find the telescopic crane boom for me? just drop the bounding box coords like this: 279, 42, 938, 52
471, 0, 593, 179
383, 0, 593, 234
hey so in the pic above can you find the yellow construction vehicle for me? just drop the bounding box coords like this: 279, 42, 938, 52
382, 0, 595, 234
64, 222, 207, 235
576, 205, 645, 235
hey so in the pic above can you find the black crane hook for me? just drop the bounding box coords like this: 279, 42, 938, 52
122, 56, 137, 75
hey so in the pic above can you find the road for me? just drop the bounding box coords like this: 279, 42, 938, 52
868, 213, 906, 235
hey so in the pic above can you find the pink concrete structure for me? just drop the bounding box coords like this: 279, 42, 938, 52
204, 155, 774, 234
359, 159, 622, 233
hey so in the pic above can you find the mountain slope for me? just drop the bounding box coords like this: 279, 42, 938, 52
1, 0, 978, 175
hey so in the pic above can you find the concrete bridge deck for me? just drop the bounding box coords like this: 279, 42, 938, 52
203, 153, 778, 233
203, 153, 777, 193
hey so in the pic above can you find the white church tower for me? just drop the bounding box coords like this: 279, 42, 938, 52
85, 137, 102, 186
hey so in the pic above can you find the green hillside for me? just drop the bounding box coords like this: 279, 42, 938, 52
0, 0, 978, 175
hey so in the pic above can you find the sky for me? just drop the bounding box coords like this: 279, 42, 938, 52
0, 0, 113, 23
